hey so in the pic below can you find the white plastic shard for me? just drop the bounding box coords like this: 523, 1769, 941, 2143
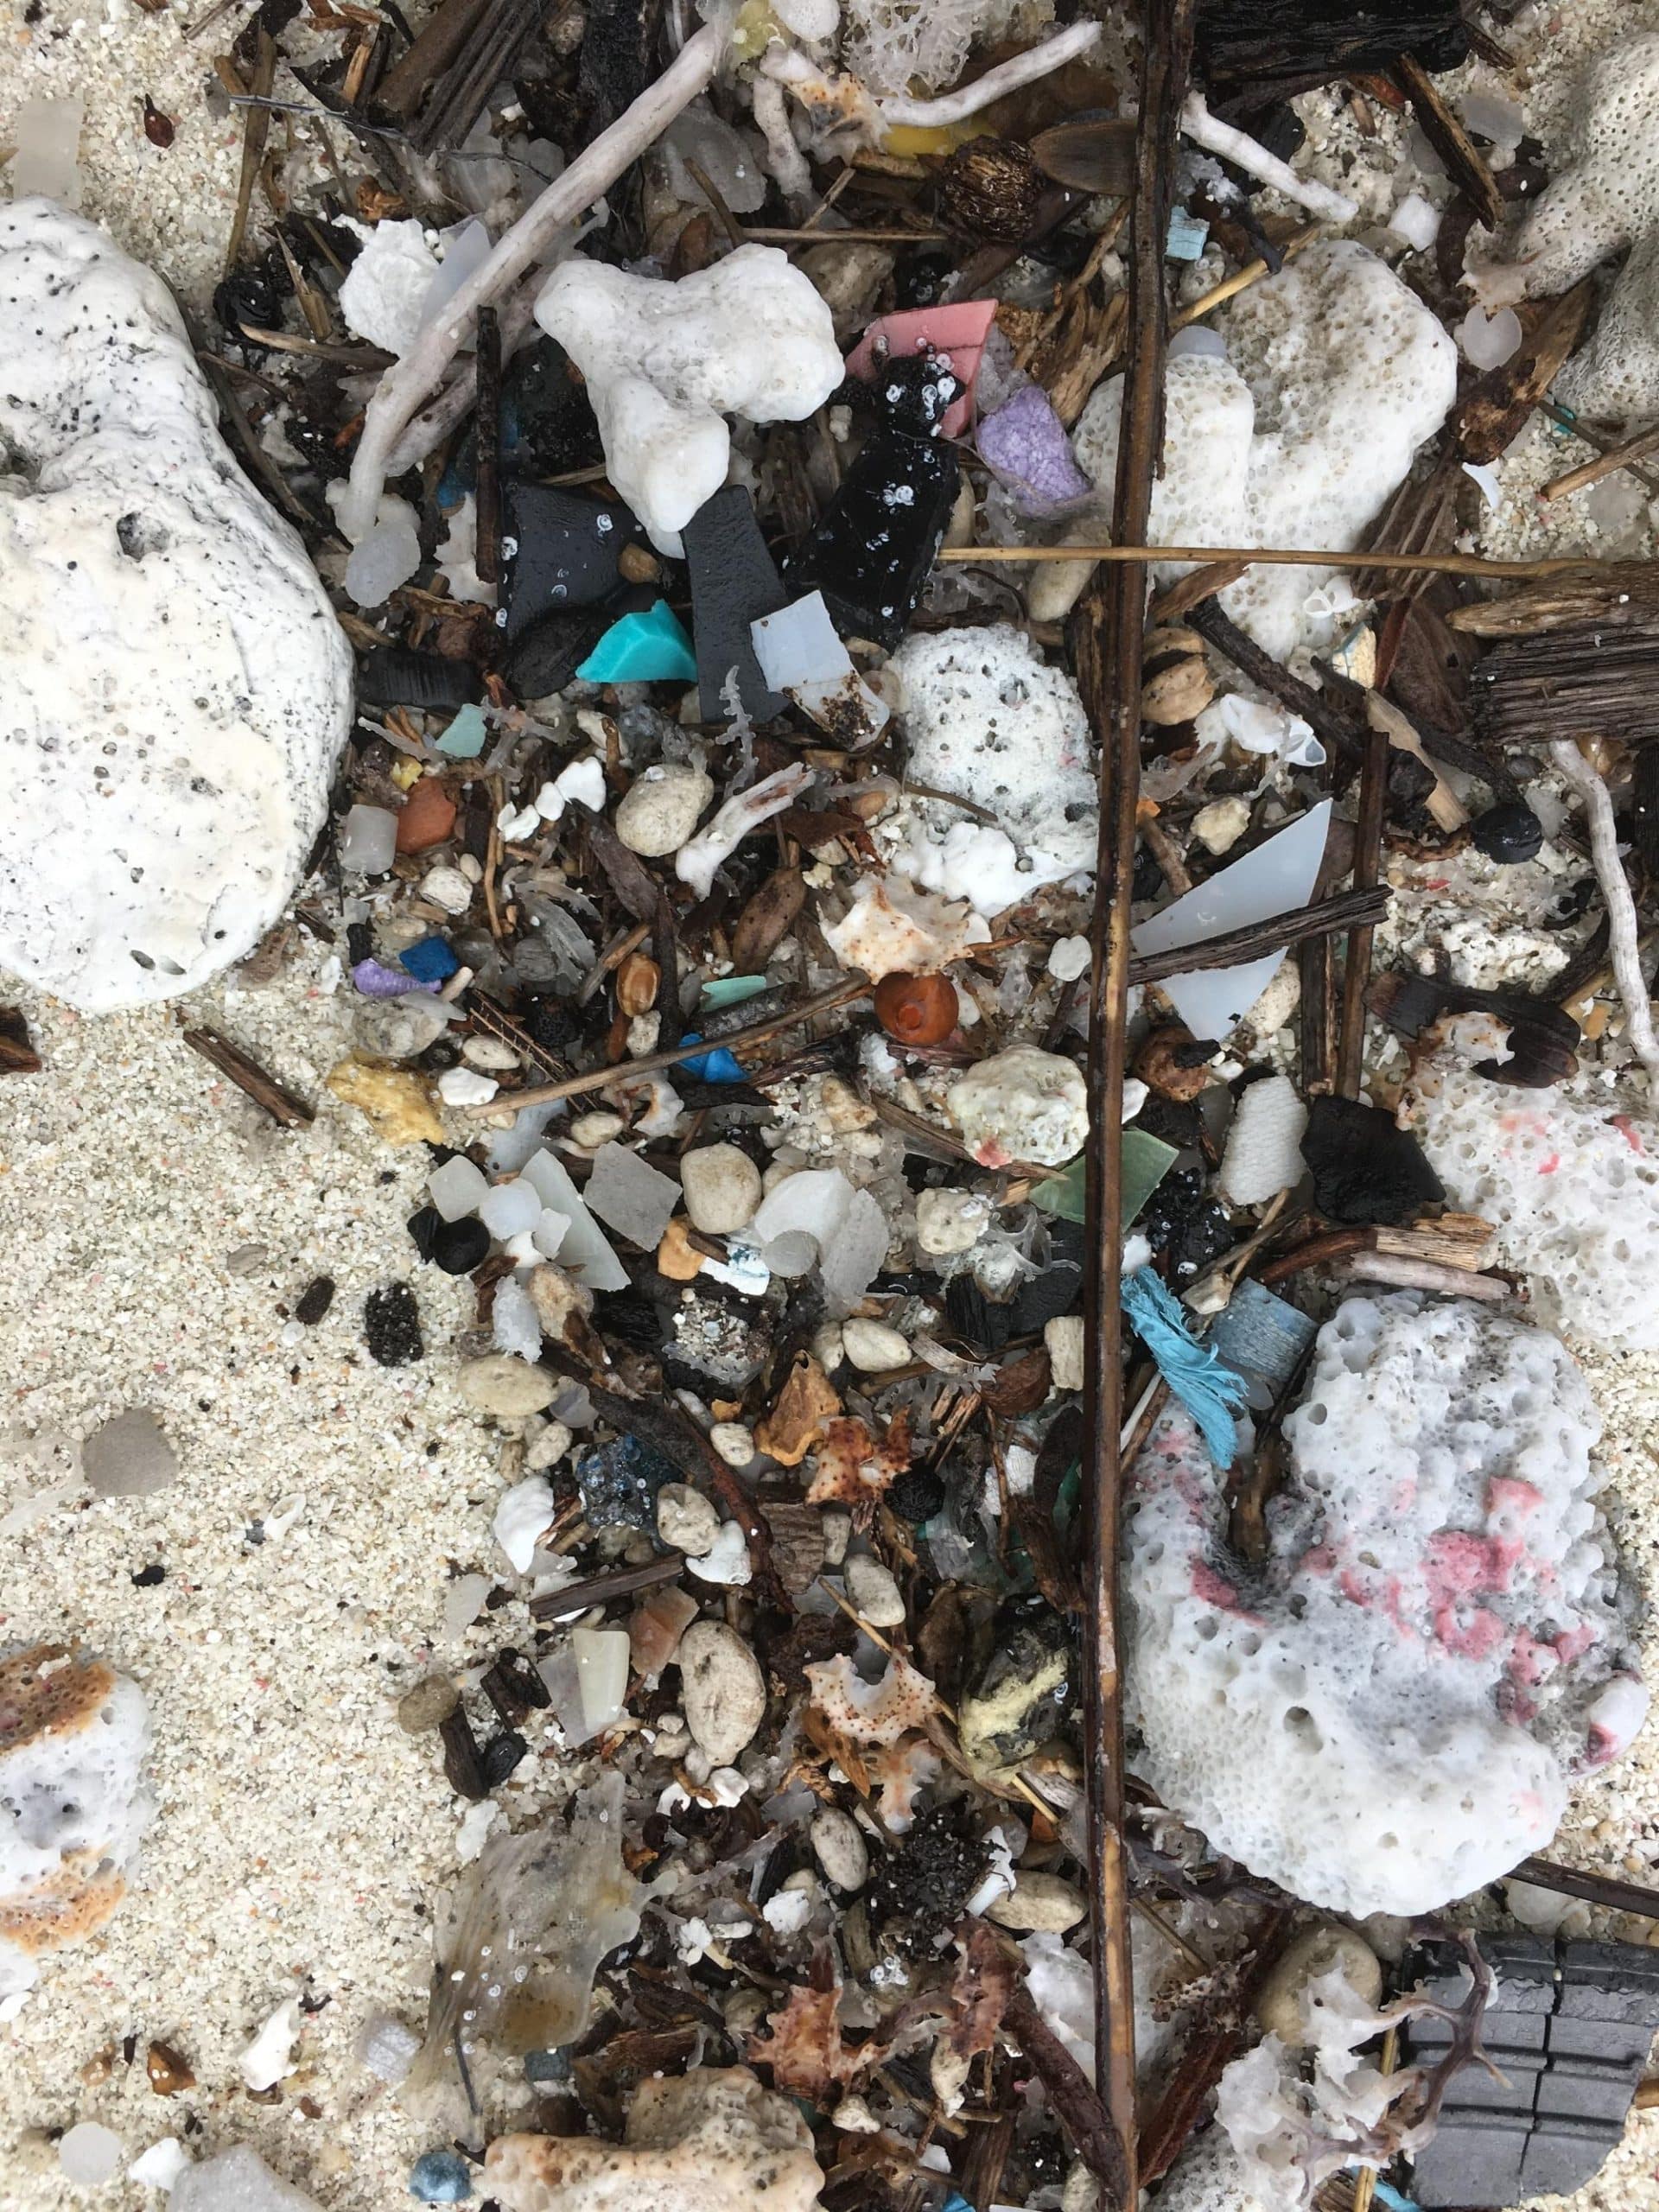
751, 592, 891, 743
1130, 802, 1332, 1045
0, 202, 353, 1010
534, 245, 843, 553
10, 99, 83, 207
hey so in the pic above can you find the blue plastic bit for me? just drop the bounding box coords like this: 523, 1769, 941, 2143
408, 2149, 473, 2202
399, 936, 461, 984
575, 599, 696, 683
677, 1033, 746, 1081
435, 702, 488, 759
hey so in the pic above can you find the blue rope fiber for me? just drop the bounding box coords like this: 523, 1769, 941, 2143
1122, 1268, 1249, 1470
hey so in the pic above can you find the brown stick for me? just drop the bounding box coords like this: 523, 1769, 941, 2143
1336, 720, 1390, 1098
1071, 6, 1195, 2200
461, 978, 868, 1111
376, 0, 491, 118
936, 542, 1632, 582
1130, 883, 1391, 988
181, 1027, 315, 1128
1543, 419, 1659, 503
528, 1552, 686, 1618
474, 304, 502, 588
1513, 1854, 1659, 1923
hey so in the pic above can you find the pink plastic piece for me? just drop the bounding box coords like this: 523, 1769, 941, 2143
843, 300, 1000, 438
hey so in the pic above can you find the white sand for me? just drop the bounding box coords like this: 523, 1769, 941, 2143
0, 956, 572, 2209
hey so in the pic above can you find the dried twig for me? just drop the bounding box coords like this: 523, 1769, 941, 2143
1392, 54, 1502, 229
1130, 884, 1391, 988
1542, 417, 1659, 503
181, 1027, 315, 1128
1069, 7, 1196, 2198
937, 542, 1633, 583
1551, 740, 1659, 1086
1336, 718, 1390, 1097
461, 979, 869, 1110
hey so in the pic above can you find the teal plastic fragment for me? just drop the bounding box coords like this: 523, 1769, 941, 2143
575, 599, 696, 683
699, 975, 771, 1009
435, 702, 487, 759
1166, 207, 1210, 259
1030, 1128, 1177, 1228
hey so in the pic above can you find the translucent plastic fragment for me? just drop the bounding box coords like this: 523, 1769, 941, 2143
429, 1155, 490, 1222
12, 99, 84, 207
478, 1177, 544, 1241
583, 1142, 682, 1249
1129, 802, 1331, 1044
572, 1626, 631, 1735
402, 1770, 641, 2131
518, 1148, 630, 1291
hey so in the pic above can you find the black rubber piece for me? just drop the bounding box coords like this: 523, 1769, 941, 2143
357, 648, 483, 711
683, 486, 789, 723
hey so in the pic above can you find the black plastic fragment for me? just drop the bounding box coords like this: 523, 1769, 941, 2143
503, 607, 613, 699
431, 1216, 492, 1275
357, 648, 483, 711
1471, 799, 1546, 866
682, 486, 789, 722
1405, 1936, 1659, 2208
1301, 1095, 1445, 1225
499, 481, 637, 643
785, 408, 961, 651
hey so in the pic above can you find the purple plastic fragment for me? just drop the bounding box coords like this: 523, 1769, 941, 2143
353, 958, 439, 997
976, 385, 1092, 513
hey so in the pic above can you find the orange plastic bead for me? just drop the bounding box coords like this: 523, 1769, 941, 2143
874, 971, 958, 1046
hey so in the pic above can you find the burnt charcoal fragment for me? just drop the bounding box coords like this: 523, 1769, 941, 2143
683, 486, 788, 722
886, 1461, 946, 1525
785, 429, 960, 651
294, 1276, 335, 1326
868, 1808, 988, 1948
1301, 1095, 1445, 1225
364, 1281, 423, 1366
1141, 1166, 1235, 1282
1195, 1, 1469, 104
1471, 799, 1546, 865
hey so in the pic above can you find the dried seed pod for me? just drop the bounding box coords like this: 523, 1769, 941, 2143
1135, 1024, 1211, 1101
874, 971, 958, 1046
1141, 626, 1213, 727
615, 950, 661, 1017
938, 139, 1047, 245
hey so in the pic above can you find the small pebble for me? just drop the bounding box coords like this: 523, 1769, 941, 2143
841, 1317, 909, 1373
294, 1276, 335, 1326
430, 1217, 492, 1275
357, 2015, 422, 2087
915, 1188, 989, 1255
821, 1508, 851, 1567
709, 1421, 754, 1468
397, 1674, 461, 1734
679, 1143, 763, 1235
810, 1805, 869, 1892
461, 1037, 521, 1071
437, 1066, 498, 1107
459, 1355, 558, 1418
420, 863, 473, 915
811, 1323, 846, 1370
1047, 935, 1090, 982
844, 1552, 906, 1627
82, 1408, 176, 1497
409, 2148, 474, 2202
615, 760, 714, 855
1254, 1923, 1382, 2044
1192, 795, 1251, 855
524, 1420, 574, 1472
1471, 799, 1544, 866
986, 1871, 1087, 1933
569, 1109, 625, 1147
365, 1283, 424, 1366
684, 1519, 751, 1586
678, 1620, 767, 1764
656, 1482, 721, 1555
58, 2123, 124, 2186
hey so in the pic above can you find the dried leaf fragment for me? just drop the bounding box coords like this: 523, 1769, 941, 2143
804, 1654, 939, 1745
755, 1354, 841, 1467
748, 1984, 862, 2105
805, 1410, 912, 1522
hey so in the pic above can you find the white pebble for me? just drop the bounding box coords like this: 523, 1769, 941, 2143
239, 1997, 302, 2092
679, 1143, 763, 1235
810, 1805, 869, 1891
493, 1473, 556, 1573
615, 760, 714, 855
709, 1421, 755, 1468
915, 1188, 991, 1255
524, 1419, 574, 1471
59, 2125, 124, 2187
841, 1317, 909, 1373
420, 863, 473, 915
462, 1036, 521, 1071
128, 2138, 189, 2191
678, 1620, 767, 1764
844, 1552, 906, 1626
657, 1482, 722, 1555
686, 1519, 752, 1586
438, 1066, 498, 1106
1047, 935, 1090, 982
569, 1109, 625, 1147
1191, 796, 1251, 855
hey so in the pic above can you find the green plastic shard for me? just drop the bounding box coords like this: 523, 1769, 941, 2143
1029, 1128, 1178, 1227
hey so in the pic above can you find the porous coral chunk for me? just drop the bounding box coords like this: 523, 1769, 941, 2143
1125, 1295, 1645, 1916
486, 2066, 823, 2212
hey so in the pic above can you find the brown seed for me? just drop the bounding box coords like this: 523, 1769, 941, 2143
1135, 1024, 1211, 1101
615, 950, 660, 1017
142, 98, 175, 149
618, 544, 660, 586
1141, 626, 1212, 727
938, 138, 1046, 243
146, 2040, 195, 2096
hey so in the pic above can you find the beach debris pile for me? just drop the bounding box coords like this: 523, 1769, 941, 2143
11, 1, 1659, 2209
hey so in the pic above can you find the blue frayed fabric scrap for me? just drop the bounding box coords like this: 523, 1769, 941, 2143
1122, 1267, 1249, 1468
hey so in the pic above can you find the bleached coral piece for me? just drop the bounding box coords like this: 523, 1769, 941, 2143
804, 1653, 938, 1744
822, 874, 988, 981
337, 218, 440, 354
1125, 1294, 1646, 1916
487, 2068, 823, 2212
1406, 1061, 1659, 1350
839, 0, 1052, 99
888, 626, 1098, 894
0, 201, 352, 1010
1468, 35, 1659, 417
0, 1644, 154, 1999
534, 245, 842, 552
1073, 243, 1456, 659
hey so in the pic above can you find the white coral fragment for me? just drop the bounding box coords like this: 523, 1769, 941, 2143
1074, 242, 1455, 659
534, 245, 842, 551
